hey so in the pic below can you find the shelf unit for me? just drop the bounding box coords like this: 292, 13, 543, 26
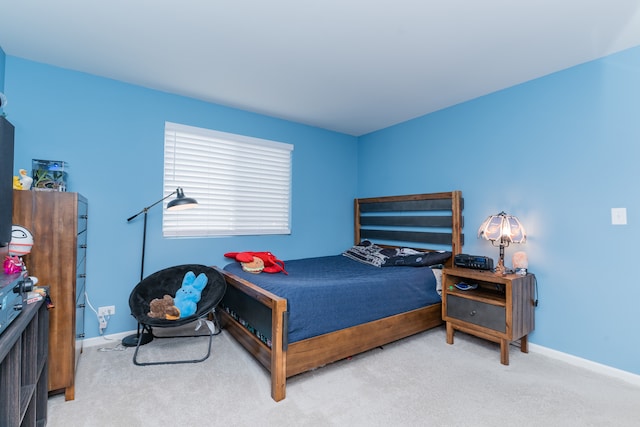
442, 267, 535, 365
0, 299, 49, 426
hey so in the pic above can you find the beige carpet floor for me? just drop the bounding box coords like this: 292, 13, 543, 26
47, 325, 640, 426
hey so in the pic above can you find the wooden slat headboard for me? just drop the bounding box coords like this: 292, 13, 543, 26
354, 191, 464, 257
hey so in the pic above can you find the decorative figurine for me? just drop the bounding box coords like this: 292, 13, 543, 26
18, 169, 33, 190
512, 251, 528, 275
3, 256, 24, 274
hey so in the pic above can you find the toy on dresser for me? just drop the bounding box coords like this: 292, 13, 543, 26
12, 169, 33, 190
4, 225, 34, 273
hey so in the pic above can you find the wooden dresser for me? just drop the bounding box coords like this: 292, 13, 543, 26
13, 190, 88, 400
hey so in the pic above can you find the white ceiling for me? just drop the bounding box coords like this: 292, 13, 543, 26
1, 1, 639, 136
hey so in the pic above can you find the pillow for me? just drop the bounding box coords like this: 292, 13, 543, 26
381, 249, 452, 267
432, 268, 443, 297
344, 241, 452, 268
342, 240, 387, 267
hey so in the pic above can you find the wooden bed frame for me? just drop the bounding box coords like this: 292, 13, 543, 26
215, 191, 464, 401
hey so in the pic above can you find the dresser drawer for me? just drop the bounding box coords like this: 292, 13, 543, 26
446, 294, 506, 332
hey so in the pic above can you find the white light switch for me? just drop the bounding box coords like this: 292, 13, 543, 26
611, 208, 627, 225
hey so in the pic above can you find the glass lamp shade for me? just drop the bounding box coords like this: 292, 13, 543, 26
477, 211, 526, 244
167, 187, 198, 211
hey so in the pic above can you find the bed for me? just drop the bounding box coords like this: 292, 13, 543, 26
215, 190, 464, 401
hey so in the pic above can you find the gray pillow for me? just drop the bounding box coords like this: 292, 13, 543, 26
381, 250, 451, 267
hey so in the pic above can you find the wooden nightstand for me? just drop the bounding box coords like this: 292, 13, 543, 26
442, 267, 536, 365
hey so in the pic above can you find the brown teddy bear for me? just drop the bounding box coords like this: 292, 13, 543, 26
147, 294, 180, 320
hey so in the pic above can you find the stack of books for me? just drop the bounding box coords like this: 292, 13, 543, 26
26, 286, 53, 308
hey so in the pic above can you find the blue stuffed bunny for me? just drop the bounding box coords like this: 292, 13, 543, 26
173, 271, 209, 318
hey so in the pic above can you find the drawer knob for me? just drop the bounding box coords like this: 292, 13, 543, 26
470, 310, 477, 316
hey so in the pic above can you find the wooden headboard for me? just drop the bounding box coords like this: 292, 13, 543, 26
354, 191, 464, 259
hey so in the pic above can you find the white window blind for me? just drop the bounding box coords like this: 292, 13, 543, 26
163, 122, 293, 237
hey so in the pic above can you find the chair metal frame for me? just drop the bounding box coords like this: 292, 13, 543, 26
132, 310, 222, 366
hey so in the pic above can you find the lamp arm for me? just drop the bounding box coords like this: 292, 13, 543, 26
126, 190, 177, 222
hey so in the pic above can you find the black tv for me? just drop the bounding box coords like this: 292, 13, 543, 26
0, 116, 15, 248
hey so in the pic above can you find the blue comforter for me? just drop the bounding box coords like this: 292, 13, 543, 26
223, 255, 440, 343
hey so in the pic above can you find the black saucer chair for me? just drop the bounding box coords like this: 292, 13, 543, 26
127, 264, 226, 366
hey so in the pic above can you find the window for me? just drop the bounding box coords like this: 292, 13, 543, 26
163, 122, 293, 237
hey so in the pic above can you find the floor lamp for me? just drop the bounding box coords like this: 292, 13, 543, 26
121, 187, 198, 347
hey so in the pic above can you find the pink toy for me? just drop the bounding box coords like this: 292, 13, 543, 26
3, 256, 24, 274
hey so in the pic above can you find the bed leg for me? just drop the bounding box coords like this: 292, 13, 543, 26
271, 302, 288, 401
271, 357, 286, 402
271, 323, 286, 401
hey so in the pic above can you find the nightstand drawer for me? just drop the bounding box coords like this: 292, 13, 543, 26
446, 295, 506, 332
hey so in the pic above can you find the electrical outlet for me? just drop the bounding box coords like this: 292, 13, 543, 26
98, 305, 116, 316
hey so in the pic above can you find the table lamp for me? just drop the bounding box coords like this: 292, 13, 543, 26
477, 211, 526, 275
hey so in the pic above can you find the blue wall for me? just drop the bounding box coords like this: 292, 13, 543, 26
3, 56, 358, 339
358, 46, 640, 375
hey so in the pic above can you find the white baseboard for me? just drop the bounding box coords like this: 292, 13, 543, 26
529, 343, 640, 387
81, 323, 210, 349
81, 330, 137, 349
